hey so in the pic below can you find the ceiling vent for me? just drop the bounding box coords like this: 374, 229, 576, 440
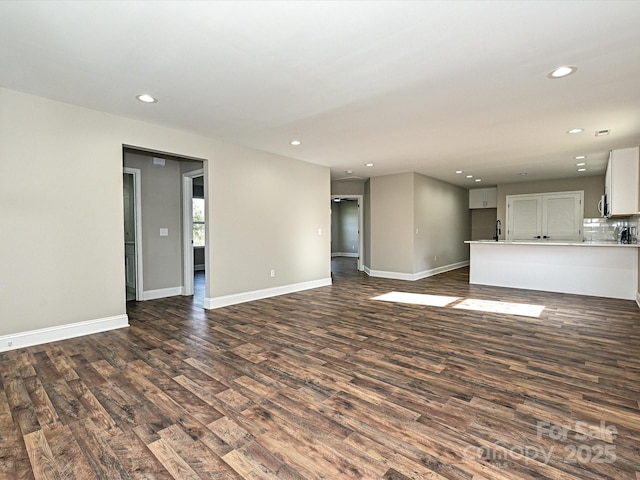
595, 129, 611, 136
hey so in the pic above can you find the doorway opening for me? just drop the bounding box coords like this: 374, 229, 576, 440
330, 195, 364, 273
122, 146, 207, 306
123, 167, 143, 301
182, 168, 205, 300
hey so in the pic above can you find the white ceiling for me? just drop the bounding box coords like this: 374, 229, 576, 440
2, 1, 640, 187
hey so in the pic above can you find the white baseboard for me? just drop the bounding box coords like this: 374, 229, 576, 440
367, 260, 469, 281
141, 286, 184, 300
0, 314, 129, 352
636, 291, 640, 310
204, 277, 332, 309
331, 252, 359, 258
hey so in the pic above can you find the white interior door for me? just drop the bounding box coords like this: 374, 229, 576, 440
508, 196, 541, 240
543, 192, 583, 242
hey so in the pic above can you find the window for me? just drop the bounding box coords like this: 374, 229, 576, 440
192, 197, 205, 247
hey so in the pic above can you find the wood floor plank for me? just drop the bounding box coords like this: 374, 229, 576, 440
157, 424, 242, 480
147, 437, 202, 480
67, 418, 131, 480
106, 428, 174, 480
22, 429, 62, 480
42, 425, 97, 480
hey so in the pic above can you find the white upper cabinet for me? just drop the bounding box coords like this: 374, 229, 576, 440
606, 147, 639, 217
469, 187, 497, 209
507, 191, 583, 242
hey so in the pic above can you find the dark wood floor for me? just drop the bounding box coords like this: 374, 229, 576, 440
2, 258, 639, 479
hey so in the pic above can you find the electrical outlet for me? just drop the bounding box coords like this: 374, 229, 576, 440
7, 341, 12, 347
270, 269, 275, 278
434, 255, 437, 263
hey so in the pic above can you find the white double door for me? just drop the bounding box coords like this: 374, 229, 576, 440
507, 191, 583, 242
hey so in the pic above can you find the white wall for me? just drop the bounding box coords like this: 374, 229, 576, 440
0, 88, 330, 343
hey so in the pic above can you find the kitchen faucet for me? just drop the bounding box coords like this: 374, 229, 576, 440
494, 220, 501, 241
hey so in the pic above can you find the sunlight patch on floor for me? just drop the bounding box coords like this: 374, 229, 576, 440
372, 291, 460, 307
372, 292, 545, 318
453, 298, 545, 317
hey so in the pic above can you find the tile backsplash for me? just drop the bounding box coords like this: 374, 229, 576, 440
583, 217, 639, 243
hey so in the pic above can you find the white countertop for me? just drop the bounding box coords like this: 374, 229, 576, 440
465, 240, 640, 248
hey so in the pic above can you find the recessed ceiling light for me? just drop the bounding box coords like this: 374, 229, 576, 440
466, 175, 473, 178
567, 128, 583, 134
136, 94, 157, 103
345, 170, 353, 174
576, 162, 586, 167
365, 163, 374, 167
574, 155, 586, 160
595, 129, 610, 136
455, 170, 463, 174
290, 140, 301, 146
547, 66, 577, 79
578, 168, 587, 172
475, 179, 482, 182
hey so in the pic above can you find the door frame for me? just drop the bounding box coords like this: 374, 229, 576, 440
123, 167, 143, 301
330, 194, 364, 271
182, 168, 205, 296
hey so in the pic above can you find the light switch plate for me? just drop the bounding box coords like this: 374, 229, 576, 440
160, 228, 168, 236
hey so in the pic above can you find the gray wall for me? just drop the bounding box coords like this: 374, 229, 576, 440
414, 173, 470, 272
470, 208, 498, 240
369, 172, 470, 275
331, 180, 365, 196
123, 153, 183, 291
363, 180, 371, 268
0, 87, 330, 337
370, 173, 415, 273
331, 200, 359, 255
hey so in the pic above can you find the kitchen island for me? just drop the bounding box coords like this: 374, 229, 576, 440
465, 241, 639, 301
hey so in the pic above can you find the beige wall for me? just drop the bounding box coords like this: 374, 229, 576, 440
496, 175, 605, 239
0, 87, 330, 337
123, 152, 183, 291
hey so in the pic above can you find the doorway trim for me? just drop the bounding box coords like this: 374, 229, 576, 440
123, 167, 143, 301
182, 168, 204, 296
331, 194, 364, 271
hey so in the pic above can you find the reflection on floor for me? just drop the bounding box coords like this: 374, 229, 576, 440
194, 270, 205, 304
330, 255, 363, 279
